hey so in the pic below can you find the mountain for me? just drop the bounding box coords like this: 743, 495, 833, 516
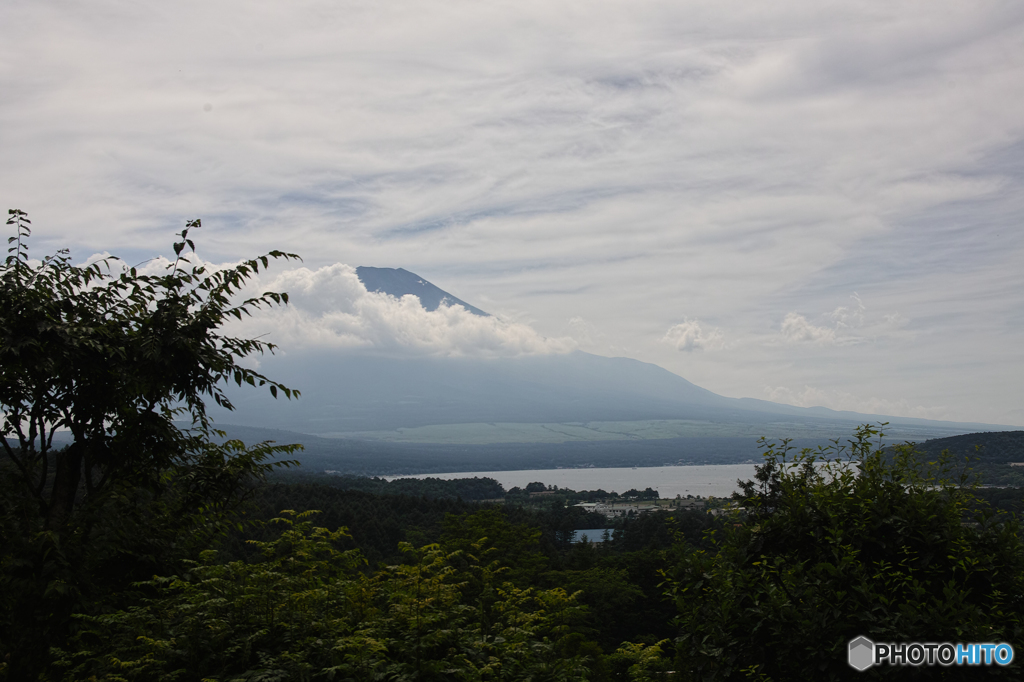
213, 349, 1000, 439
356, 267, 489, 316
203, 267, 1014, 473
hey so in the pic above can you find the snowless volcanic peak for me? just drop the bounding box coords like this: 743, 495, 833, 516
355, 267, 490, 317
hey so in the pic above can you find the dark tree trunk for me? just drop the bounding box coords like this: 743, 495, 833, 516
46, 443, 83, 529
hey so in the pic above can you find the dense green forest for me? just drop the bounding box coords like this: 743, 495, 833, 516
268, 471, 508, 500
904, 430, 1024, 487
7, 432, 1021, 680
2, 215, 1023, 680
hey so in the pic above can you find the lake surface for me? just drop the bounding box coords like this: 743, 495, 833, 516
397, 464, 760, 499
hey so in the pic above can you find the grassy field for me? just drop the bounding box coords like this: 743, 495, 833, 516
317, 418, 973, 446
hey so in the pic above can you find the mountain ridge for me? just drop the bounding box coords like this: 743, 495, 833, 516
204, 267, 1015, 458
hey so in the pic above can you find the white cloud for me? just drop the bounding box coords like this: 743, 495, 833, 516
226, 261, 576, 357
780, 312, 836, 344
778, 295, 910, 346
829, 293, 866, 329
566, 316, 596, 347
663, 318, 724, 352
79, 251, 116, 268
763, 384, 950, 421
80, 253, 575, 357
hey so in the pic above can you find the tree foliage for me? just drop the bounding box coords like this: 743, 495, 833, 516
0, 211, 302, 677
273, 471, 507, 501
54, 512, 591, 682
1, 210, 300, 528
664, 425, 1024, 680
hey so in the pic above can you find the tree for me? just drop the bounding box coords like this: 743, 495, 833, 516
664, 425, 1024, 680
0, 210, 302, 677
441, 508, 549, 588
53, 513, 591, 682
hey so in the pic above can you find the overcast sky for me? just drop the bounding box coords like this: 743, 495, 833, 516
3, 0, 1023, 426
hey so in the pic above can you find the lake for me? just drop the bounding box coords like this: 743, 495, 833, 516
396, 463, 761, 499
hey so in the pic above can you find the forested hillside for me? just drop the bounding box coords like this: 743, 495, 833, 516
906, 430, 1024, 486
219, 481, 725, 657
268, 471, 507, 500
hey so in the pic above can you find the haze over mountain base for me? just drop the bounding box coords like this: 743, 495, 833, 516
208, 350, 1009, 475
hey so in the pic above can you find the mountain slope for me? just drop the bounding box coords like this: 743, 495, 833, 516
207, 267, 1011, 447
356, 267, 489, 316
211, 349, 1003, 440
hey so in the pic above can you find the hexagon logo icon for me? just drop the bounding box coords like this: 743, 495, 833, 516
848, 636, 874, 671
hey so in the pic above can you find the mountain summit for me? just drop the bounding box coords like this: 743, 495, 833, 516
356, 267, 489, 316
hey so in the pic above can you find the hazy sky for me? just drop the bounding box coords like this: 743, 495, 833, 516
3, 1, 1023, 425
